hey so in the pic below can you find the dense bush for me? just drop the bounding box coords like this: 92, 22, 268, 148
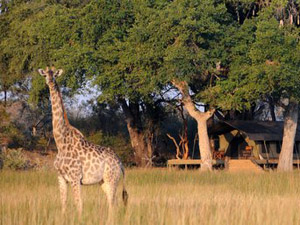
0, 106, 25, 148
0, 148, 32, 170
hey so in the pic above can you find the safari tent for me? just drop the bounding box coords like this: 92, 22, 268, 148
209, 120, 300, 166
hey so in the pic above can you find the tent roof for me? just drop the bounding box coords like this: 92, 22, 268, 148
209, 120, 300, 141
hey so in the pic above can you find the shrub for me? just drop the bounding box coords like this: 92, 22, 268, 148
36, 137, 49, 151
0, 148, 32, 170
0, 106, 25, 149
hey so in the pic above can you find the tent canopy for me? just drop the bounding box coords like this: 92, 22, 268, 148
209, 120, 300, 141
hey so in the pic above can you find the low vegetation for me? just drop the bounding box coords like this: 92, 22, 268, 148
0, 148, 32, 170
1, 169, 300, 225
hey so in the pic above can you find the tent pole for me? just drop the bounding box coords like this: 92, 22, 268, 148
295, 142, 300, 170
264, 141, 270, 169
192, 133, 197, 159
279, 141, 282, 170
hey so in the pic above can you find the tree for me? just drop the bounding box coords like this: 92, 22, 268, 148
77, 0, 235, 169
0, 0, 156, 166
101, 0, 235, 169
207, 1, 300, 171
0, 1, 25, 106
63, 0, 172, 167
251, 13, 300, 171
147, 0, 234, 170
76, 0, 158, 167
172, 81, 215, 169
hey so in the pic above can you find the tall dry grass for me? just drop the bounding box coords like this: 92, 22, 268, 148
1, 169, 300, 225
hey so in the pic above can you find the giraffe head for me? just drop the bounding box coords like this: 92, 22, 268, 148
38, 66, 63, 86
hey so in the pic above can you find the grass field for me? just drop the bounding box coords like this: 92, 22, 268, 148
1, 169, 300, 225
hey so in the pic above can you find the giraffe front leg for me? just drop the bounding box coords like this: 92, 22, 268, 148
58, 175, 67, 214
71, 181, 82, 218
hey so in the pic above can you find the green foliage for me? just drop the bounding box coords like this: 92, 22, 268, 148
5, 0, 300, 161
94, 0, 235, 102
159, 0, 233, 81
0, 0, 238, 164
36, 137, 49, 151
2, 0, 299, 113
0, 148, 31, 170
249, 18, 300, 100
0, 4, 23, 94
0, 1, 89, 103
1, 0, 236, 106
0, 106, 25, 147
204, 2, 300, 111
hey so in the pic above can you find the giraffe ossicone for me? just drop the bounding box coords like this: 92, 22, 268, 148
38, 67, 128, 217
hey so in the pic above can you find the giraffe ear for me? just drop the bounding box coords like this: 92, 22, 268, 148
38, 69, 46, 77
54, 69, 63, 78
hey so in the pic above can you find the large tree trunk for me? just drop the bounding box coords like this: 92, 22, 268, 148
172, 80, 214, 171
278, 99, 299, 172
268, 96, 276, 121
179, 104, 189, 159
197, 118, 213, 170
126, 122, 149, 167
120, 99, 153, 167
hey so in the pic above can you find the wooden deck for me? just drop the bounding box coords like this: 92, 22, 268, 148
167, 159, 300, 170
167, 159, 224, 169
254, 159, 300, 165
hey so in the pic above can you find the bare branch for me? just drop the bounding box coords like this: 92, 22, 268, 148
167, 133, 182, 159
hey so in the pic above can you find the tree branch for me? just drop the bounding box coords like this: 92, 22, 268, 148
166, 133, 182, 159
171, 79, 215, 121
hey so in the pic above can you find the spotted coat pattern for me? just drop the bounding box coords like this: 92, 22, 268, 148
38, 67, 128, 217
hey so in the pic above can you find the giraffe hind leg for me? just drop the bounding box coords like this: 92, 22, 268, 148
101, 181, 118, 212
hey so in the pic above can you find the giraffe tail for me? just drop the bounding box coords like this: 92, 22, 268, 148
121, 166, 128, 207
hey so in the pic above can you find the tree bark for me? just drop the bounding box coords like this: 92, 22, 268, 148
167, 133, 182, 159
179, 104, 189, 159
278, 99, 299, 172
126, 123, 149, 167
197, 118, 213, 170
268, 96, 276, 121
120, 99, 152, 167
172, 80, 214, 171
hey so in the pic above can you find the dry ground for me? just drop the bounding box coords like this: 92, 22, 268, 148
1, 169, 300, 225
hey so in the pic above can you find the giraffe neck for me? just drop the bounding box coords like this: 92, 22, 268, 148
49, 82, 70, 140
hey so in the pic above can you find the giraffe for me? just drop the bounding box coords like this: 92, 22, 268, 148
38, 67, 128, 217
